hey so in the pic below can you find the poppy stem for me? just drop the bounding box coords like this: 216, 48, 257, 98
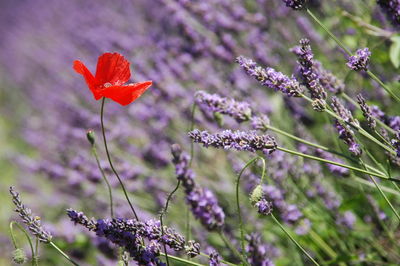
100, 98, 139, 221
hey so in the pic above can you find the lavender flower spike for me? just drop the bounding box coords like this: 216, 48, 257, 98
188, 129, 277, 154
347, 48, 371, 71
282, 0, 308, 10
295, 39, 327, 102
171, 145, 225, 231
236, 56, 304, 97
357, 94, 376, 129
9, 187, 53, 243
195, 90, 252, 122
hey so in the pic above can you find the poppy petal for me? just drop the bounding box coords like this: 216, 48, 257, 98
73, 60, 103, 100
102, 81, 152, 106
95, 52, 131, 86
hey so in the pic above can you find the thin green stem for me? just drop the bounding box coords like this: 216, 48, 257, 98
91, 144, 114, 217
265, 125, 384, 176
359, 160, 400, 222
34, 237, 39, 266
236, 157, 260, 259
271, 214, 319, 265
159, 180, 181, 266
306, 9, 351, 55
218, 231, 249, 266
366, 70, 400, 102
10, 222, 36, 266
276, 146, 400, 182
49, 241, 80, 266
185, 206, 191, 241
309, 230, 337, 259
100, 98, 139, 220
160, 252, 205, 266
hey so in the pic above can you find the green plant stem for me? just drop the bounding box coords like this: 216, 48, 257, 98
218, 231, 249, 266
100, 98, 139, 220
359, 160, 400, 222
276, 146, 400, 182
306, 8, 400, 102
185, 206, 191, 241
49, 241, 80, 266
271, 214, 319, 265
91, 144, 114, 217
159, 180, 181, 266
160, 252, 205, 266
9, 221, 37, 266
266, 124, 384, 176
309, 230, 337, 259
236, 157, 261, 259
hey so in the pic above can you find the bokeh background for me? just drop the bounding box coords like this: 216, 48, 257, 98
1, 0, 400, 265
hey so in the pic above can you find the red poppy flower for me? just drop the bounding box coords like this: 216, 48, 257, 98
73, 52, 152, 106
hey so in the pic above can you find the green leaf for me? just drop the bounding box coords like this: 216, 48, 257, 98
389, 35, 400, 68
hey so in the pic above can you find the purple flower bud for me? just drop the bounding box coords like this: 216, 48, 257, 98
255, 199, 273, 215
282, 0, 308, 10
347, 48, 371, 71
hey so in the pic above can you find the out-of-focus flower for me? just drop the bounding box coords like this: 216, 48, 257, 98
377, 0, 400, 27
346, 48, 371, 71
195, 90, 252, 122
208, 250, 222, 266
73, 52, 152, 105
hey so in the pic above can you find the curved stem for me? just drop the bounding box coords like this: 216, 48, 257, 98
276, 146, 400, 182
49, 241, 80, 266
236, 157, 260, 259
218, 231, 249, 266
10, 221, 36, 266
100, 98, 139, 220
159, 180, 181, 266
271, 214, 319, 266
91, 144, 114, 217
